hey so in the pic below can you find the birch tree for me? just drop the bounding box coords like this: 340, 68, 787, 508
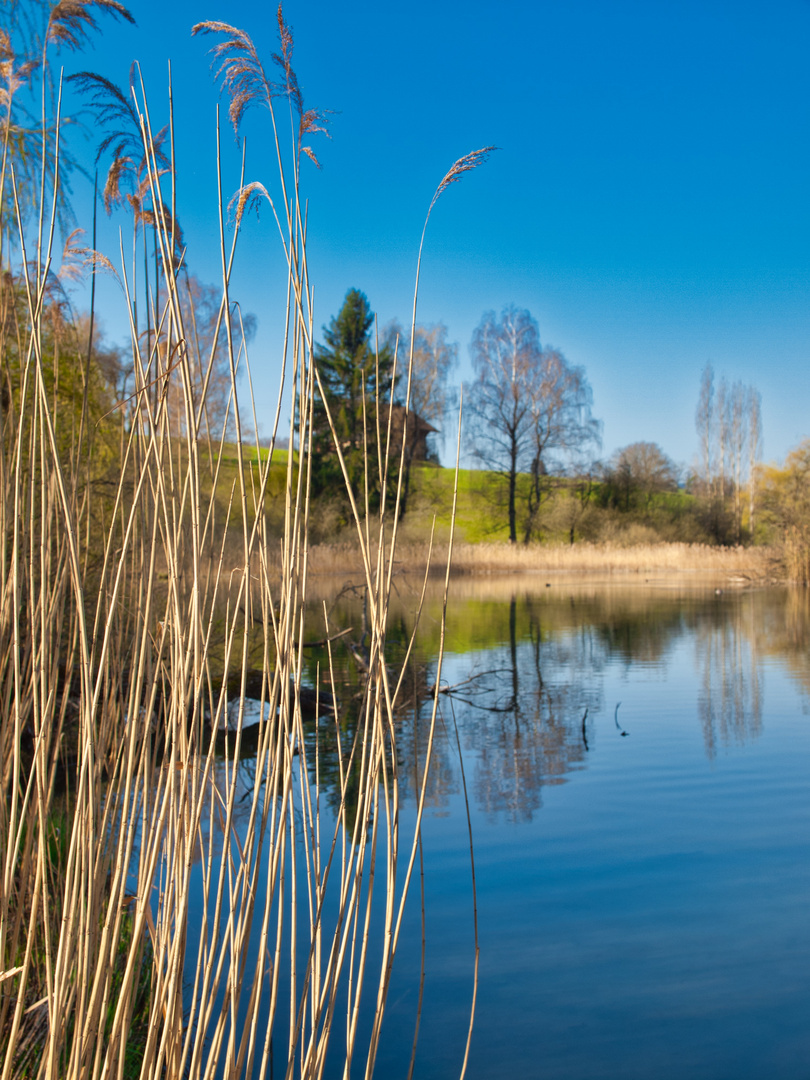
729, 381, 746, 539
748, 387, 762, 537
696, 363, 714, 493
717, 376, 728, 505
694, 365, 763, 540
466, 307, 537, 542
524, 346, 599, 541
467, 306, 598, 543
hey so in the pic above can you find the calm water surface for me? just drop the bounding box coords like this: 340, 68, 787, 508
215, 580, 810, 1079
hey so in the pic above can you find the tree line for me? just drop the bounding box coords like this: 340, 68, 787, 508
309, 291, 707, 546
311, 291, 810, 569
4, 2, 801, 570
310, 291, 601, 539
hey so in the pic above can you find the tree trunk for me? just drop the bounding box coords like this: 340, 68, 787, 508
508, 440, 517, 543
523, 456, 539, 544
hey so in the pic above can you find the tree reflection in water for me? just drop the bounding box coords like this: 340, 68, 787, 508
181, 581, 810, 1080
696, 599, 763, 757
462, 596, 603, 822
218, 582, 810, 828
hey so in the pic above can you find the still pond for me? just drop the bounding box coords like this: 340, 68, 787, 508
209, 578, 810, 1079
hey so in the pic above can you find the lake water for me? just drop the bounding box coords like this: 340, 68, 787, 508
210, 580, 810, 1079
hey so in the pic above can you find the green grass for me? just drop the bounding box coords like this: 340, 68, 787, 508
401, 463, 512, 542
186, 443, 297, 530
400, 463, 710, 546
205, 452, 706, 549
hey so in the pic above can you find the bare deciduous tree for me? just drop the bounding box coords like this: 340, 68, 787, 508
696, 362, 714, 493
606, 441, 679, 512
178, 272, 255, 446
729, 381, 747, 539
466, 306, 538, 542
466, 306, 598, 543
717, 375, 728, 504
748, 386, 762, 536
383, 320, 458, 514
388, 321, 457, 431
694, 363, 762, 540
524, 347, 599, 541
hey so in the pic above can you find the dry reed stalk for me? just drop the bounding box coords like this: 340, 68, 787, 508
447, 540, 776, 576
296, 539, 776, 582
0, 10, 484, 1080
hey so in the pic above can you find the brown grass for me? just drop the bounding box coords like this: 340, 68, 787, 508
303, 538, 780, 582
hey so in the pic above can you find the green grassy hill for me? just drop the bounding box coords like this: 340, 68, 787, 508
204, 449, 728, 548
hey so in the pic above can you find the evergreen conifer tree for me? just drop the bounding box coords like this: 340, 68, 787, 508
312, 289, 394, 510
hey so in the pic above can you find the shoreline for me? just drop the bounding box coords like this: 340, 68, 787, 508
303, 540, 782, 584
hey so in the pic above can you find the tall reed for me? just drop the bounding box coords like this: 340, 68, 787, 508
0, 8, 486, 1078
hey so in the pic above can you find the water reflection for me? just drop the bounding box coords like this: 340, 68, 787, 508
174, 581, 810, 1080
696, 605, 763, 757
460, 597, 602, 822
241, 580, 810, 822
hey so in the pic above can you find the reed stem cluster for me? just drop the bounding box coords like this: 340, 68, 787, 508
0, 13, 483, 1077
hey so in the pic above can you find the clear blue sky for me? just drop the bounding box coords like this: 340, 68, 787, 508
61, 0, 809, 470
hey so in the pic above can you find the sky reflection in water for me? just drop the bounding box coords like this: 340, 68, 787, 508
216, 582, 810, 1079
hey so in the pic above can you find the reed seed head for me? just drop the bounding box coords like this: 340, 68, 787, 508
58, 227, 118, 281
429, 145, 498, 213
46, 0, 135, 52
229, 180, 272, 229
193, 6, 330, 161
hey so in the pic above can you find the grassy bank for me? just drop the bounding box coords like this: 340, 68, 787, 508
381, 459, 773, 550
200, 451, 779, 583
203, 451, 785, 584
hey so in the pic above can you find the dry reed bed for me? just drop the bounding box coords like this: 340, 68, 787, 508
0, 10, 482, 1080
304, 539, 779, 581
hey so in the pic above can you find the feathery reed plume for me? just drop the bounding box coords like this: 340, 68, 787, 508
46, 0, 135, 52
69, 68, 170, 212
57, 224, 86, 279
58, 225, 118, 282
193, 7, 331, 164
192, 19, 285, 131
429, 145, 497, 215
228, 178, 273, 228
0, 35, 38, 99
